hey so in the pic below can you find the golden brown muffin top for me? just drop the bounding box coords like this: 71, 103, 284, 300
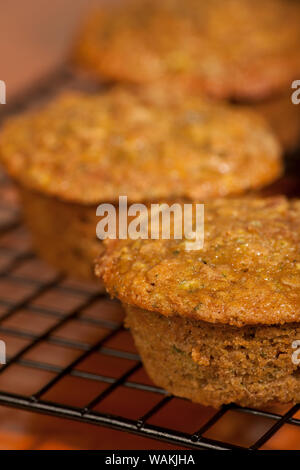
0, 89, 281, 204
73, 0, 300, 100
97, 197, 300, 327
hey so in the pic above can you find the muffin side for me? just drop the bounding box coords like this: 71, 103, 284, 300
126, 305, 300, 408
19, 186, 103, 284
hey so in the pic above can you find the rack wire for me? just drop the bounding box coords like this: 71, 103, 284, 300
0, 68, 300, 450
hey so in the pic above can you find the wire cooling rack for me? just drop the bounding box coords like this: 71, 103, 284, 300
0, 68, 300, 450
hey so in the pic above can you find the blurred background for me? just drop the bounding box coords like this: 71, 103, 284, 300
0, 0, 107, 99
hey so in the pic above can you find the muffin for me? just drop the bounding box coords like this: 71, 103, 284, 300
97, 197, 300, 407
73, 0, 300, 151
0, 89, 281, 282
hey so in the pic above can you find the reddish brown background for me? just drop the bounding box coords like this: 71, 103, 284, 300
0, 0, 108, 99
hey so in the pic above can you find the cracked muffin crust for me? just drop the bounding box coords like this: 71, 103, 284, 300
126, 306, 300, 408
73, 0, 300, 101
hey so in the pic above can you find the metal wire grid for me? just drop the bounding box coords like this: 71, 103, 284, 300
0, 69, 299, 451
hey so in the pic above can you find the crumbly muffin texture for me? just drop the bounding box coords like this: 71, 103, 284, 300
73, 0, 300, 100
126, 306, 300, 408
0, 89, 281, 204
97, 197, 300, 326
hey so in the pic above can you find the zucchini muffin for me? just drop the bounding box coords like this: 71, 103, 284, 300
73, 0, 300, 150
97, 197, 300, 407
0, 89, 281, 282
